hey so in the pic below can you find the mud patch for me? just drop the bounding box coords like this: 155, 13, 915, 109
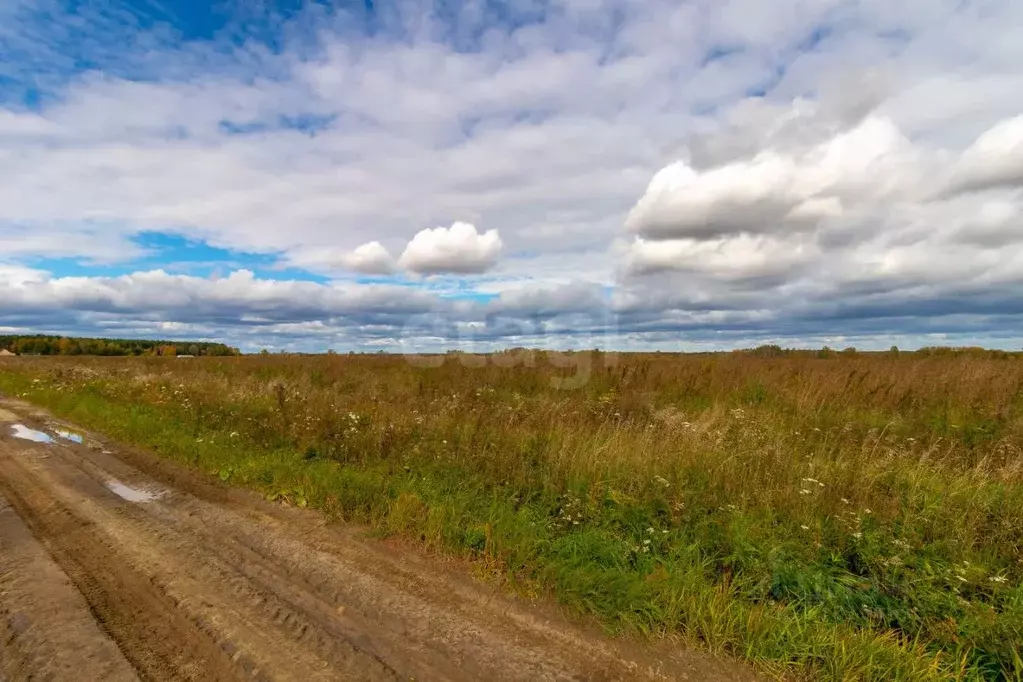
10, 424, 53, 443
0, 408, 17, 423
105, 479, 164, 503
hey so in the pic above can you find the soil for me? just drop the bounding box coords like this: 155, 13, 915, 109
0, 397, 754, 682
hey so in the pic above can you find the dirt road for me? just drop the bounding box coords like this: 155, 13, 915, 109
0, 397, 750, 682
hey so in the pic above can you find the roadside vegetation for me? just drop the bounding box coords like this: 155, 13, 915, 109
1, 350, 1021, 681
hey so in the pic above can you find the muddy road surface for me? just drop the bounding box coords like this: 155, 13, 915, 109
0, 398, 751, 682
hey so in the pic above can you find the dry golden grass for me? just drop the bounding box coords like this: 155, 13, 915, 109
2, 349, 1021, 680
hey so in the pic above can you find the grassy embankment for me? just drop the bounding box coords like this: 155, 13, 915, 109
1, 352, 1021, 681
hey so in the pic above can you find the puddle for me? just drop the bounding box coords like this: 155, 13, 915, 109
55, 430, 84, 444
105, 479, 164, 503
10, 424, 53, 443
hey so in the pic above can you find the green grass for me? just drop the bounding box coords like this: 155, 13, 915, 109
1, 352, 1021, 681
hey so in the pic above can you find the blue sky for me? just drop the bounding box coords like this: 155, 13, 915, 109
1, 0, 1023, 353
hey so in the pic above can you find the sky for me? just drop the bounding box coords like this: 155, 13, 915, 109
1, 0, 1022, 353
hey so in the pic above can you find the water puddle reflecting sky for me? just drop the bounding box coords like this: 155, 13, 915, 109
56, 430, 84, 444
105, 478, 163, 503
10, 424, 53, 443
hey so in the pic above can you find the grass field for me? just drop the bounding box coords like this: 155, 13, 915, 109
1, 350, 1021, 680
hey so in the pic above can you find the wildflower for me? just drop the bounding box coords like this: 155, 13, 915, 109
800, 525, 810, 530
662, 530, 669, 534
957, 576, 968, 583
799, 489, 813, 495
852, 532, 863, 539
229, 431, 239, 438
646, 527, 654, 534
864, 508, 872, 514
989, 576, 1008, 584
840, 498, 850, 504
643, 539, 651, 545
573, 520, 579, 525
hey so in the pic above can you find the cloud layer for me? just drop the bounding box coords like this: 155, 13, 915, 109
1, 0, 1022, 351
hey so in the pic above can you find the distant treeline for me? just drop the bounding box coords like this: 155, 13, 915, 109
0, 335, 240, 357
735, 344, 1021, 359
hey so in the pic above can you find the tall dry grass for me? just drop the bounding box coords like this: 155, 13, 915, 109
2, 350, 1021, 680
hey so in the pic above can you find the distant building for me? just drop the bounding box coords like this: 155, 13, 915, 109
0, 349, 15, 356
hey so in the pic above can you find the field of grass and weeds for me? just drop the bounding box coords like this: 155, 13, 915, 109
1, 350, 1021, 680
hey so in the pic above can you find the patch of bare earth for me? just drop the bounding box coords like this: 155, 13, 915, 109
0, 397, 754, 681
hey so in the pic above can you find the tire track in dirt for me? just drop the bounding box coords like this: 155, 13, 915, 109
0, 445, 398, 682
0, 397, 754, 682
0, 456, 244, 681
0, 492, 138, 682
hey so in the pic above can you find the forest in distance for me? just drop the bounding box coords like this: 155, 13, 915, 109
2, 333, 1022, 360
0, 334, 240, 357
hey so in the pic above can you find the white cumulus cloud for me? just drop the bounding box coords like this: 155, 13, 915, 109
946, 115, 1023, 195
398, 222, 503, 275
625, 115, 915, 242
622, 112, 1023, 283
342, 241, 395, 274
